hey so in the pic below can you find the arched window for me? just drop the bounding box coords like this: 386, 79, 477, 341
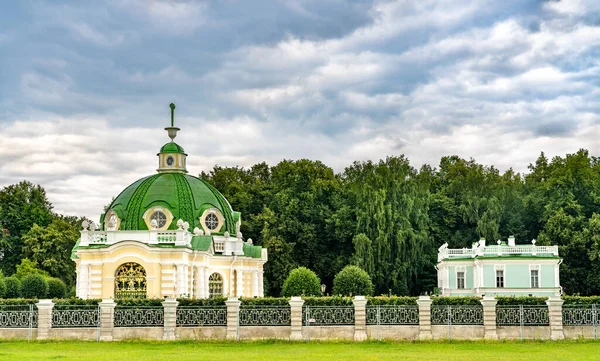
209, 273, 223, 298
115, 262, 147, 299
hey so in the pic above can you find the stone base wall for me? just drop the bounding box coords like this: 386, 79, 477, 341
497, 326, 551, 339
302, 326, 354, 340
176, 327, 227, 340
432, 325, 485, 340
0, 328, 37, 340
366, 325, 419, 340
113, 327, 164, 340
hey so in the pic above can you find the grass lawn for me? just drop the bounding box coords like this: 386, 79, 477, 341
0, 340, 598, 361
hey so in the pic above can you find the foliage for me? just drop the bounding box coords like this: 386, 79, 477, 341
14, 258, 50, 279
0, 181, 53, 275
21, 218, 79, 286
0, 298, 37, 305
54, 298, 101, 306
240, 297, 289, 306
351, 234, 374, 276
47, 277, 67, 298
0, 277, 5, 298
4, 276, 21, 298
20, 274, 48, 298
281, 267, 322, 297
495, 296, 548, 305
432, 296, 482, 305
302, 296, 354, 306
366, 296, 418, 305
332, 265, 374, 296
177, 297, 227, 306
562, 296, 600, 305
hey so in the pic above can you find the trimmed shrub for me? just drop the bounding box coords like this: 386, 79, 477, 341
47, 278, 67, 299
178, 297, 227, 306
495, 296, 547, 305
0, 278, 6, 298
281, 267, 321, 297
0, 298, 37, 305
367, 296, 418, 305
20, 274, 48, 298
4, 277, 21, 298
240, 297, 289, 306
432, 296, 482, 305
562, 296, 600, 305
332, 265, 374, 296
303, 296, 354, 306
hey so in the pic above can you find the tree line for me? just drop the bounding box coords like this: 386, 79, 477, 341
1, 149, 599, 297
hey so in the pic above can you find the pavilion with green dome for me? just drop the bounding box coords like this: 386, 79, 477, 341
72, 104, 267, 300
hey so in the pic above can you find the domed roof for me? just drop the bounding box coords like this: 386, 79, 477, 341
160, 142, 186, 154
102, 173, 238, 233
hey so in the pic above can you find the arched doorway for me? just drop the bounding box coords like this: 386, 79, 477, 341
208, 273, 223, 298
114, 262, 147, 299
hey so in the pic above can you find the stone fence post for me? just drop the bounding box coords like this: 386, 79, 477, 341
36, 299, 54, 340
162, 298, 179, 340
288, 297, 304, 340
225, 297, 241, 340
353, 296, 368, 341
480, 295, 498, 340
546, 296, 564, 340
99, 299, 117, 341
416, 295, 433, 340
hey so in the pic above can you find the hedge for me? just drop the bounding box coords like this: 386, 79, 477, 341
0, 278, 5, 298
495, 296, 547, 305
20, 274, 48, 298
562, 296, 600, 305
431, 296, 482, 305
367, 296, 418, 305
47, 278, 67, 299
4, 277, 21, 298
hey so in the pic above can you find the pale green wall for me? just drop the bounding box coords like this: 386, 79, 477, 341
466, 266, 474, 289
483, 265, 495, 287
449, 266, 456, 288
541, 265, 555, 287
506, 264, 529, 288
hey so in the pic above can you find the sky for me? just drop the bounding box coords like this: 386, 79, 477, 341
0, 0, 599, 221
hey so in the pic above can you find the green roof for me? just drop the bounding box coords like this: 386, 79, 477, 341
104, 173, 237, 233
243, 243, 262, 258
191, 235, 212, 251
160, 142, 186, 154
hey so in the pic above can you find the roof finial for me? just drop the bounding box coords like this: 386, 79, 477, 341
170, 103, 176, 127
165, 103, 180, 141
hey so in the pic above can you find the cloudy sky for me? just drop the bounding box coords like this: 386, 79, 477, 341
0, 0, 599, 220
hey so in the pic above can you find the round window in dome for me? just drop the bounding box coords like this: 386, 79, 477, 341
205, 213, 219, 230
150, 210, 167, 228
166, 155, 175, 167
107, 214, 118, 231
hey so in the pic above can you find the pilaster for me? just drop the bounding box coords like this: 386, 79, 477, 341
416, 295, 433, 340
480, 295, 498, 340
99, 298, 117, 341
289, 296, 304, 340
546, 296, 565, 340
36, 299, 54, 340
353, 296, 368, 341
162, 298, 179, 340
225, 297, 241, 340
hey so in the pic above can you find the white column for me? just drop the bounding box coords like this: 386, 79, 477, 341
258, 270, 264, 297
252, 270, 259, 297
190, 267, 195, 298
205, 268, 210, 297
176, 264, 184, 297
79, 264, 89, 299
236, 269, 244, 297
196, 267, 205, 299
183, 265, 189, 297
75, 264, 80, 298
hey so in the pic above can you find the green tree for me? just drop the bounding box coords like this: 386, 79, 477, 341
0, 181, 53, 275
351, 233, 374, 276
21, 218, 79, 286
20, 274, 48, 298
14, 258, 50, 280
281, 267, 321, 297
0, 278, 6, 298
332, 265, 374, 296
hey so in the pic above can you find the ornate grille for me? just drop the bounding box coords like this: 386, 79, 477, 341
209, 273, 223, 298
52, 305, 99, 328
115, 262, 147, 299
240, 306, 291, 326
366, 305, 419, 325
431, 305, 484, 325
150, 210, 167, 228
0, 305, 37, 328
205, 213, 219, 230
563, 305, 598, 326
303, 306, 355, 326
496, 305, 549, 326
114, 307, 164, 327
176, 307, 227, 327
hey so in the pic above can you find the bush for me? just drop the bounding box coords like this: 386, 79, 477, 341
177, 297, 227, 306
367, 296, 418, 305
47, 278, 67, 298
0, 278, 6, 298
432, 296, 482, 305
281, 267, 321, 297
20, 274, 48, 298
303, 296, 354, 306
563, 296, 600, 305
495, 296, 547, 305
332, 265, 374, 296
240, 297, 289, 306
4, 277, 21, 298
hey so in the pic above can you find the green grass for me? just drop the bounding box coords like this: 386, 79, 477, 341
0, 340, 598, 361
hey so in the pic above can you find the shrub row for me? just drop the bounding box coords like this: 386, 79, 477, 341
0, 275, 68, 299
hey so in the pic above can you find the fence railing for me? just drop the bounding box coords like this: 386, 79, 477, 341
0, 305, 37, 329
431, 305, 484, 325
240, 306, 291, 326
52, 305, 100, 328
366, 305, 419, 325
176, 306, 227, 327
114, 307, 164, 327
303, 306, 355, 326
496, 305, 549, 326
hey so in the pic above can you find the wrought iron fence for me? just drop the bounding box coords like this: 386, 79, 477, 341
114, 306, 164, 327
176, 307, 227, 327
240, 306, 291, 326
0, 305, 37, 328
366, 305, 419, 325
303, 306, 355, 326
496, 305, 549, 326
563, 305, 598, 326
52, 305, 100, 328
431, 305, 484, 325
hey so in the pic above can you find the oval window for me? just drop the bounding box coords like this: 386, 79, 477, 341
150, 210, 167, 228
205, 213, 219, 230
166, 155, 175, 166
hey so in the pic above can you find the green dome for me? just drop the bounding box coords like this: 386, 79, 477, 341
160, 142, 186, 154
103, 173, 238, 233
